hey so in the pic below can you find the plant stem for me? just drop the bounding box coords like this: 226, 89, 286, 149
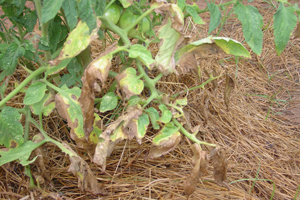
0, 67, 47, 107
24, 106, 31, 141
172, 118, 216, 147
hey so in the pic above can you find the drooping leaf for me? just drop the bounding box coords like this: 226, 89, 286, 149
30, 92, 55, 116
62, 0, 78, 30
0, 141, 44, 166
159, 104, 172, 124
184, 144, 208, 198
186, 5, 205, 25
208, 3, 221, 34
56, 20, 98, 61
213, 37, 251, 58
0, 107, 24, 148
55, 85, 85, 145
273, 3, 297, 55
155, 18, 181, 75
1, 43, 25, 75
115, 67, 144, 99
23, 82, 47, 105
78, 0, 97, 31
62, 143, 103, 194
128, 44, 155, 69
210, 147, 227, 185
234, 3, 263, 55
93, 0, 106, 17
41, 0, 65, 24
79, 43, 117, 139
224, 75, 234, 110
145, 107, 160, 130
100, 92, 118, 112
148, 122, 181, 159
49, 16, 64, 53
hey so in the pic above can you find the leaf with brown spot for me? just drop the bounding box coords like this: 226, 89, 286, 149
210, 146, 227, 185
148, 122, 181, 159
79, 43, 118, 140
184, 144, 208, 198
224, 75, 234, 110
294, 22, 300, 38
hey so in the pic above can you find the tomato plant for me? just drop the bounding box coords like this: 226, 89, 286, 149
0, 0, 299, 198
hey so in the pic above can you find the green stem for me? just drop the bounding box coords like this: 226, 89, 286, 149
105, 0, 116, 11
172, 74, 223, 98
172, 118, 216, 147
24, 106, 31, 141
0, 67, 47, 107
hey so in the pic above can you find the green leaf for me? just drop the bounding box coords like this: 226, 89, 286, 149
46, 58, 72, 76
62, 0, 78, 30
41, 0, 65, 24
273, 3, 297, 55
234, 3, 263, 55
213, 37, 251, 58
89, 114, 102, 144
155, 19, 181, 75
118, 0, 131, 8
186, 5, 205, 25
128, 96, 142, 106
56, 85, 84, 138
60, 59, 82, 87
2, 43, 25, 75
177, 0, 186, 11
49, 16, 64, 53
128, 44, 155, 69
57, 21, 98, 60
0, 107, 24, 148
117, 67, 144, 99
78, 0, 97, 32
137, 113, 149, 142
94, 0, 106, 17
100, 92, 118, 112
208, 3, 221, 34
30, 93, 55, 116
24, 11, 37, 33
175, 98, 188, 106
0, 141, 43, 166
152, 122, 180, 145
145, 107, 160, 130
159, 104, 172, 124
23, 82, 47, 105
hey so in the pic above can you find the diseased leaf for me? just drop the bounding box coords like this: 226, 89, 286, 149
100, 92, 118, 112
128, 44, 155, 69
0, 141, 43, 166
136, 113, 149, 144
210, 146, 227, 186
41, 0, 64, 24
273, 3, 297, 55
23, 82, 47, 105
186, 5, 205, 25
62, 0, 78, 30
88, 113, 102, 144
208, 3, 221, 34
159, 104, 172, 124
213, 37, 251, 58
184, 144, 208, 198
148, 122, 181, 159
0, 107, 24, 148
224, 75, 234, 110
79, 43, 117, 139
63, 143, 103, 194
145, 107, 160, 130
115, 67, 144, 99
234, 3, 263, 55
30, 92, 55, 116
155, 18, 182, 75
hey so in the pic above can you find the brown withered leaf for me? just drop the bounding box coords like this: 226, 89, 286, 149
177, 53, 197, 74
63, 143, 104, 195
184, 144, 208, 198
79, 42, 118, 139
295, 22, 300, 38
203, 95, 209, 125
224, 75, 234, 110
210, 146, 227, 186
148, 133, 182, 159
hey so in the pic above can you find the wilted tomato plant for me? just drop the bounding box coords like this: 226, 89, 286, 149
0, 0, 299, 196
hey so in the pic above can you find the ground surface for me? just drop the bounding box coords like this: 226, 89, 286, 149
0, 1, 300, 200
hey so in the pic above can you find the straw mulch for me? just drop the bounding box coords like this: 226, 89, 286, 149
1, 1, 300, 199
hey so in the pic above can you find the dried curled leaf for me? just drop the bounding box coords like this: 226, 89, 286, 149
79, 43, 117, 139
210, 146, 227, 186
224, 75, 234, 110
184, 144, 208, 198
63, 143, 103, 195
